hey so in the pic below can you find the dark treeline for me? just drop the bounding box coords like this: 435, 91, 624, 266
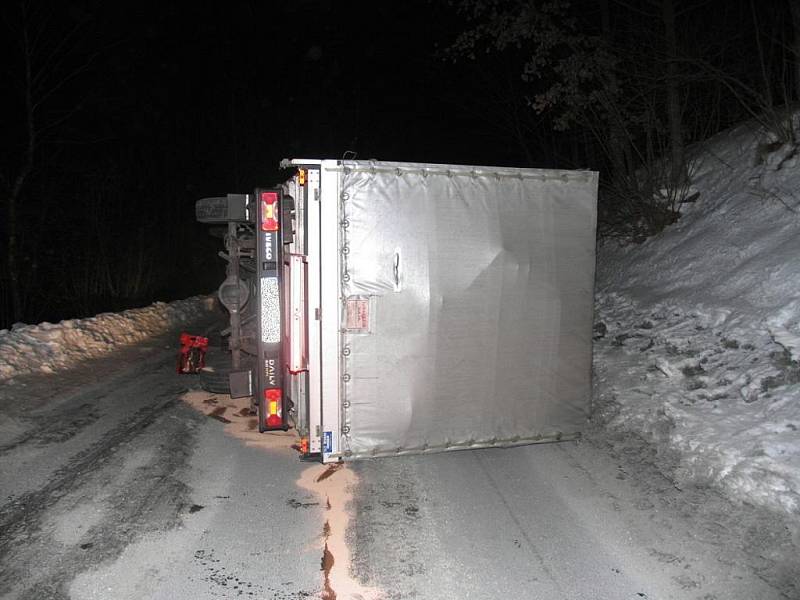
449, 0, 800, 239
1, 0, 797, 328
0, 1, 482, 329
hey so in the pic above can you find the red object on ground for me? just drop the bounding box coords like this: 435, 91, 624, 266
177, 332, 209, 374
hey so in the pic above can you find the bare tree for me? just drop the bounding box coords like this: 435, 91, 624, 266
789, 0, 800, 102
0, 1, 94, 323
661, 0, 686, 186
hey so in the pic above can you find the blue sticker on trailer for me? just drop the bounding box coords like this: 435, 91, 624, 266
323, 431, 332, 453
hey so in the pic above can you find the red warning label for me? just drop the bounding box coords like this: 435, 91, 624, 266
346, 297, 370, 331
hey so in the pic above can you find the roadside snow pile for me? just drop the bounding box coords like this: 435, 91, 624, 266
595, 119, 800, 517
0, 296, 217, 381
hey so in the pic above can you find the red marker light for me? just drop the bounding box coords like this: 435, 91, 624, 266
265, 388, 282, 428
260, 192, 279, 232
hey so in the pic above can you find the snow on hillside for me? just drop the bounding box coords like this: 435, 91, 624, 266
0, 296, 217, 382
594, 119, 800, 517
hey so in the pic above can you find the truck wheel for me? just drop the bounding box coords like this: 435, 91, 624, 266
198, 371, 230, 395
198, 350, 232, 394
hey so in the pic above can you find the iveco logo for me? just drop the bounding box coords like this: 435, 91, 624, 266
263, 235, 274, 261
265, 358, 277, 387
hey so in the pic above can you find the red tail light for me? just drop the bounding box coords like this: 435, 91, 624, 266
260, 191, 279, 232
265, 388, 282, 428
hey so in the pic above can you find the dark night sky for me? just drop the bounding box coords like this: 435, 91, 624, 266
4, 2, 499, 171
3, 0, 789, 325
1, 0, 531, 324
13, 0, 520, 194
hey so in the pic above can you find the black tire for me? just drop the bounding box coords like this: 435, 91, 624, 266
198, 370, 231, 394
197, 347, 232, 394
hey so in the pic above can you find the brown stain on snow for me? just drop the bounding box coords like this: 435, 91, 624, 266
180, 390, 297, 452
180, 390, 383, 599
321, 542, 336, 600
207, 406, 231, 423
316, 463, 342, 483
298, 464, 384, 600
321, 520, 335, 599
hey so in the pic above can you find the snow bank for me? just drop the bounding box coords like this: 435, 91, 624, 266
595, 119, 800, 516
0, 296, 217, 381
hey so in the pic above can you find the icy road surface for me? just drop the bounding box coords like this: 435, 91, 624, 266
0, 333, 797, 599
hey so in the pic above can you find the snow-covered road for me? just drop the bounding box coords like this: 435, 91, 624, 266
0, 330, 796, 599
349, 439, 797, 599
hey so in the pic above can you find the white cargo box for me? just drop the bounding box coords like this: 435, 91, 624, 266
281, 159, 598, 463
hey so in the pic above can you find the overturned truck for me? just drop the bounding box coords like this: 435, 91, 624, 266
196, 159, 598, 463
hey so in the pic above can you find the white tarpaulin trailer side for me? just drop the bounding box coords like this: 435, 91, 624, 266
286, 159, 598, 462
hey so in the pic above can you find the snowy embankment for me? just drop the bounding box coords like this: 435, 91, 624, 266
595, 119, 800, 517
0, 295, 217, 381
